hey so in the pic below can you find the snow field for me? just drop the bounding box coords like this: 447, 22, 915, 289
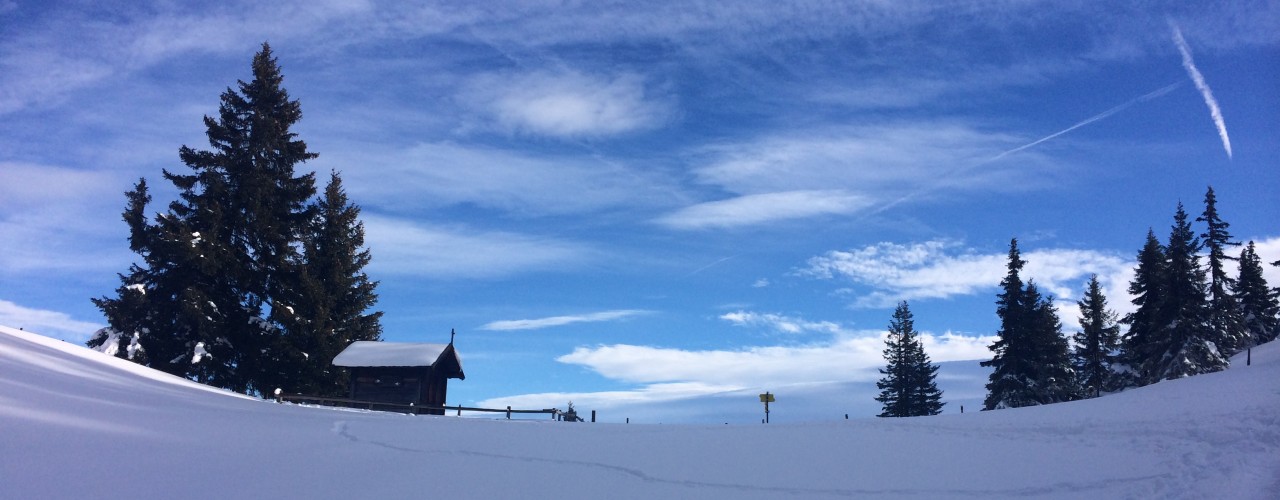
2, 325, 1277, 499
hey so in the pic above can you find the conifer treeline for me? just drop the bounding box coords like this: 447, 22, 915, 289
877, 186, 1277, 416
981, 186, 1278, 411
89, 44, 382, 397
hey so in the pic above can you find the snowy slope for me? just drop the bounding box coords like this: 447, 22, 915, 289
2, 325, 1278, 499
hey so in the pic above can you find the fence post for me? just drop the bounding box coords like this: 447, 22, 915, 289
506, 406, 511, 419
591, 410, 596, 423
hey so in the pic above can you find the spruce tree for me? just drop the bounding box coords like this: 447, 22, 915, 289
89, 181, 153, 362
982, 239, 1078, 409
982, 239, 1037, 410
875, 301, 944, 417
278, 171, 384, 396
90, 44, 357, 396
1072, 275, 1120, 397
1141, 203, 1226, 381
1237, 242, 1279, 361
1196, 186, 1245, 354
1120, 230, 1168, 387
1024, 282, 1080, 404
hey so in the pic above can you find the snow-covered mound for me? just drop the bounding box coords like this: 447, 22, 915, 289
3, 325, 1278, 499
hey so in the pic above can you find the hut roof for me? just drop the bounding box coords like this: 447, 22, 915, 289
332, 341, 465, 379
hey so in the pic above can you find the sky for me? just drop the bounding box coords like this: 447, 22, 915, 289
1, 1, 1278, 423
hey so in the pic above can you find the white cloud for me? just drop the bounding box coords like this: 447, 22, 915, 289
476, 381, 742, 413
481, 309, 651, 331
555, 333, 994, 389
752, 278, 769, 288
478, 329, 996, 419
0, 300, 102, 343
655, 190, 871, 230
464, 70, 673, 138
719, 310, 847, 336
1246, 236, 1280, 289
801, 240, 1132, 310
362, 215, 593, 279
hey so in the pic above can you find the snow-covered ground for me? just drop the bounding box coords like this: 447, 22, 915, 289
2, 324, 1277, 499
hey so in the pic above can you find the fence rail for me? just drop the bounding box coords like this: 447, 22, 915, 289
279, 394, 560, 419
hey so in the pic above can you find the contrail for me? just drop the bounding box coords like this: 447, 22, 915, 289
1170, 21, 1232, 159
869, 82, 1182, 216
685, 255, 736, 277
990, 82, 1182, 163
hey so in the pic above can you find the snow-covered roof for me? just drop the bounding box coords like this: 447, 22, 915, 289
332, 341, 459, 369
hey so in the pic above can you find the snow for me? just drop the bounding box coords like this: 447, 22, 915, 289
190, 341, 209, 364
331, 340, 454, 368
89, 328, 144, 360
2, 324, 1278, 499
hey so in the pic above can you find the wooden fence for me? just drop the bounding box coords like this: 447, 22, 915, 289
278, 394, 560, 419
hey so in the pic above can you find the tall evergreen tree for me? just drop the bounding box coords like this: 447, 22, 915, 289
88, 44, 381, 397
89, 181, 154, 362
1071, 275, 1120, 397
983, 239, 1035, 410
1120, 229, 1168, 386
1140, 203, 1226, 381
1023, 282, 1080, 404
273, 171, 384, 396
875, 301, 944, 417
1196, 186, 1245, 354
1237, 242, 1279, 361
982, 239, 1078, 410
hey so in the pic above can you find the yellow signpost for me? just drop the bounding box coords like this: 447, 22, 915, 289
759, 392, 774, 423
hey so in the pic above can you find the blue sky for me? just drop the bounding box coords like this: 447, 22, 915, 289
2, 1, 1277, 423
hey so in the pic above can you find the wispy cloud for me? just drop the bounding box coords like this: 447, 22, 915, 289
1170, 21, 1232, 159
0, 162, 131, 274
676, 124, 1062, 227
656, 190, 871, 230
331, 142, 684, 217
0, 300, 102, 342
480, 309, 650, 331
0, 2, 371, 115
692, 124, 1034, 196
362, 215, 593, 279
463, 70, 674, 138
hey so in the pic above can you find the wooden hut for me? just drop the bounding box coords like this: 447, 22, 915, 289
331, 340, 465, 415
